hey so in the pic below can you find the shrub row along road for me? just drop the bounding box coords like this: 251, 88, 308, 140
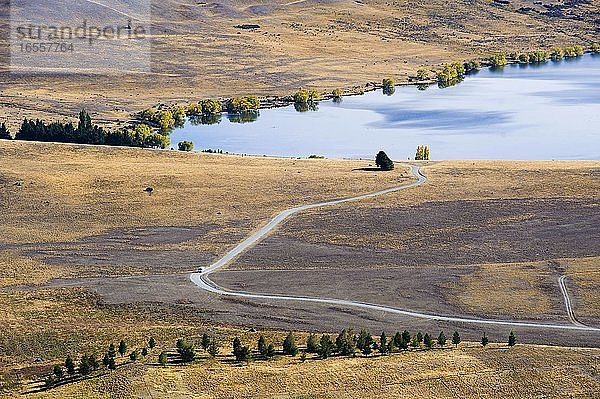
190, 164, 600, 332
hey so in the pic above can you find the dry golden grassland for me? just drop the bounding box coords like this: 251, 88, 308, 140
0, 0, 598, 128
1, 144, 599, 397
9, 344, 600, 399
0, 140, 409, 246
222, 160, 600, 324
0, 140, 408, 389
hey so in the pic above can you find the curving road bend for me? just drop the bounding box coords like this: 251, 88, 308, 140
558, 276, 587, 327
190, 164, 600, 333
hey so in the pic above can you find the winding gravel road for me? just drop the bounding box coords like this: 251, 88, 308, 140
190, 164, 600, 333
558, 275, 587, 327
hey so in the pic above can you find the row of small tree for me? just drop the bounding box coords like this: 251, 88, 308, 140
227, 329, 518, 362
46, 337, 158, 388
43, 329, 519, 389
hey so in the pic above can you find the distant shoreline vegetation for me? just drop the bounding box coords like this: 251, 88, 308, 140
0, 44, 597, 148
435, 44, 592, 88
4, 110, 171, 149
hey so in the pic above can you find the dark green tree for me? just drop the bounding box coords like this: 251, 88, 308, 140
118, 340, 127, 357
423, 333, 433, 349
335, 329, 357, 356
402, 330, 411, 345
103, 353, 111, 367
283, 332, 299, 356
0, 122, 11, 140
129, 350, 139, 362
481, 333, 489, 347
416, 332, 424, 344
258, 335, 268, 357
108, 343, 117, 359
201, 333, 211, 351
88, 354, 99, 371
79, 355, 92, 376
108, 357, 116, 370
149, 337, 156, 349
178, 140, 194, 152
452, 331, 461, 348
379, 332, 389, 355
318, 334, 334, 359
375, 151, 394, 171
65, 355, 75, 375
437, 331, 447, 347
265, 344, 276, 359
45, 375, 55, 388
233, 337, 241, 355
207, 339, 219, 358
52, 365, 64, 379
508, 331, 517, 347
234, 345, 252, 362
141, 347, 148, 357
357, 329, 374, 356
176, 339, 196, 363
306, 334, 319, 354
158, 351, 168, 366
393, 332, 403, 352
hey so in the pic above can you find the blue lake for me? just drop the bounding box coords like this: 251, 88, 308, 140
171, 54, 600, 160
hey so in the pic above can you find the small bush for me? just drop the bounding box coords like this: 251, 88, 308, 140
227, 96, 260, 113
178, 140, 194, 152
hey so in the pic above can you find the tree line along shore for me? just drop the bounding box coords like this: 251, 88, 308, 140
0, 44, 597, 151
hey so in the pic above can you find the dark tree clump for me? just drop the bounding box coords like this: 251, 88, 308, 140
481, 333, 489, 347
176, 339, 196, 363
375, 151, 394, 171
508, 331, 517, 347
306, 334, 319, 354
65, 355, 75, 375
201, 333, 211, 351
118, 341, 127, 356
283, 332, 299, 356
0, 122, 11, 140
158, 352, 168, 366
318, 334, 335, 359
452, 331, 461, 348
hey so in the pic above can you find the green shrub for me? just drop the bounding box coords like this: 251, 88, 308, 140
528, 50, 549, 63
331, 88, 343, 98
488, 53, 507, 67
227, 96, 260, 113
416, 68, 429, 80
551, 47, 564, 60
382, 78, 395, 95
293, 88, 321, 104
437, 62, 466, 87
201, 99, 223, 115
178, 140, 194, 152
464, 60, 481, 73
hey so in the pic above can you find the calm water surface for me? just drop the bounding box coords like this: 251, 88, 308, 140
171, 55, 600, 160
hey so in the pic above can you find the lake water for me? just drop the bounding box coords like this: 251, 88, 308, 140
171, 54, 600, 160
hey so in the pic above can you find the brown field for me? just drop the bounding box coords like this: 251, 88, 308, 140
8, 344, 600, 398
1, 142, 600, 396
0, 0, 599, 129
